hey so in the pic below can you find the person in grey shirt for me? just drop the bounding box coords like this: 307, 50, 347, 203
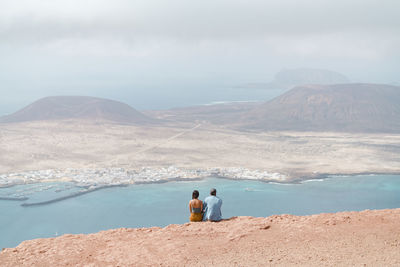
203, 188, 223, 222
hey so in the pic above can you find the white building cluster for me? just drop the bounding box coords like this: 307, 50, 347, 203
0, 166, 287, 188
213, 167, 287, 181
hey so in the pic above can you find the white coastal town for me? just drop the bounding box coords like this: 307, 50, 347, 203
0, 166, 287, 188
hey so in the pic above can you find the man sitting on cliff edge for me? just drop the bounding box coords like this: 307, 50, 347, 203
203, 188, 223, 222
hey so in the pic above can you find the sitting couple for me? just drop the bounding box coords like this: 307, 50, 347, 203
189, 188, 222, 222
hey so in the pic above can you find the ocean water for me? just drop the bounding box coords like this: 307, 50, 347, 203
1, 175, 400, 249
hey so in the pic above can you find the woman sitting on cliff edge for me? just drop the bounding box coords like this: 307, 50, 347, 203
189, 190, 203, 222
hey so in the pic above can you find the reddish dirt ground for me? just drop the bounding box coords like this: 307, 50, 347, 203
1, 209, 400, 266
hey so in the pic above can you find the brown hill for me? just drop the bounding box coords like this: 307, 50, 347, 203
0, 96, 155, 125
1, 209, 399, 266
237, 83, 400, 132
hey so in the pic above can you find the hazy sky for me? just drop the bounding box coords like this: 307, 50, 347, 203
1, 0, 399, 114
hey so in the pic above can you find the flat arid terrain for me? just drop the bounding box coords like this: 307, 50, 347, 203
0, 120, 399, 180
1, 209, 399, 266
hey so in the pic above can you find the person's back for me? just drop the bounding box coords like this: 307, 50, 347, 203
203, 188, 222, 222
189, 190, 203, 222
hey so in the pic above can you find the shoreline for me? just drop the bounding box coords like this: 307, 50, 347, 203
2, 167, 400, 188
3, 173, 399, 189
1, 168, 400, 189
0, 170, 399, 207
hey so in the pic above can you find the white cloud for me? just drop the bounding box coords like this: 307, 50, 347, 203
0, 0, 399, 113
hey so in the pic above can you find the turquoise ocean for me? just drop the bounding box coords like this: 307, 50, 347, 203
1, 175, 400, 249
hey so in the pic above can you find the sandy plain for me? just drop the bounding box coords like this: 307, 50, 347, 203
1, 209, 399, 266
1, 120, 400, 266
0, 120, 399, 180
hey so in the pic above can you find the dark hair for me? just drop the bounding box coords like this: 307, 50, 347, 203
210, 188, 217, 196
192, 190, 199, 199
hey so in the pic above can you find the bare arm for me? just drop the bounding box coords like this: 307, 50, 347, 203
189, 200, 192, 213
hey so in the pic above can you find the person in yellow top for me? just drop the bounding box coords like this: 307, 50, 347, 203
189, 190, 203, 222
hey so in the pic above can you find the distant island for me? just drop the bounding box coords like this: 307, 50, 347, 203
236, 68, 350, 91
271, 68, 350, 89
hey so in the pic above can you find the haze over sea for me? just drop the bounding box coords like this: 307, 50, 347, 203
1, 174, 399, 249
